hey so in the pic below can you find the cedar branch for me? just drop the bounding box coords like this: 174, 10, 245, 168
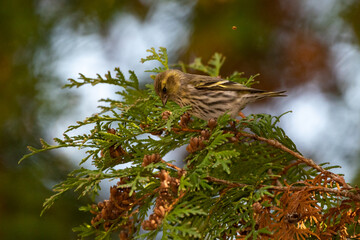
205, 176, 360, 201
237, 132, 351, 188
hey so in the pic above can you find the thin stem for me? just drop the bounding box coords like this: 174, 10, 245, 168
161, 160, 182, 171
205, 176, 360, 201
171, 127, 202, 133
237, 132, 350, 188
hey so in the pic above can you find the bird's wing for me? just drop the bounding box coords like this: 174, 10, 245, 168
192, 78, 265, 93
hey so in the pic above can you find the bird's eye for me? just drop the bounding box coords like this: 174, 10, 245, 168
162, 87, 167, 93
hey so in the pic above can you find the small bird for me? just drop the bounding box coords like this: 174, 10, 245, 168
154, 69, 286, 120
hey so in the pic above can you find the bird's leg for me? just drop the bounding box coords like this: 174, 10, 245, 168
238, 111, 246, 119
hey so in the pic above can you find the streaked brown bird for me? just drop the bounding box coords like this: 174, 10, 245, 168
154, 69, 286, 120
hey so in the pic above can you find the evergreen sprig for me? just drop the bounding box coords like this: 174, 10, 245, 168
141, 47, 169, 73
21, 47, 360, 239
185, 53, 225, 77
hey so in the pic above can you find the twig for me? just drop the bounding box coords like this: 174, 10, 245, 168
269, 185, 360, 201
161, 159, 183, 171
268, 169, 283, 187
279, 160, 302, 176
167, 190, 187, 213
205, 176, 247, 188
237, 132, 350, 188
171, 127, 202, 133
205, 176, 360, 201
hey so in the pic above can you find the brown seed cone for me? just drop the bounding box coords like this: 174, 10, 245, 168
177, 169, 186, 178
201, 130, 211, 140
100, 129, 128, 163
139, 123, 150, 130
154, 208, 163, 218
150, 220, 158, 229
150, 130, 163, 136
142, 153, 162, 167
107, 128, 116, 134
158, 205, 166, 217
229, 136, 238, 143
91, 179, 138, 231
159, 169, 170, 181
118, 177, 129, 185
170, 179, 179, 194
186, 136, 206, 153
141, 221, 150, 230
109, 145, 127, 159
185, 144, 193, 153
119, 231, 129, 240
252, 202, 262, 214
161, 110, 172, 120
160, 180, 169, 190
179, 112, 191, 128
142, 219, 158, 230
207, 118, 217, 130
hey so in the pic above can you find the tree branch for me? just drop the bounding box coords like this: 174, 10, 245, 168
237, 132, 350, 188
161, 159, 182, 171
205, 176, 360, 201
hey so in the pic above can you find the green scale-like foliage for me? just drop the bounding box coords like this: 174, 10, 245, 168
20, 47, 359, 240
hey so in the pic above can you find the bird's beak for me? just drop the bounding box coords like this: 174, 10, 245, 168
162, 95, 168, 106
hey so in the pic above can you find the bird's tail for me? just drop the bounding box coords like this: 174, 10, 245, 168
261, 90, 287, 98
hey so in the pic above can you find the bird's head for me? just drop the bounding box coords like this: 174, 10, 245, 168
154, 69, 182, 106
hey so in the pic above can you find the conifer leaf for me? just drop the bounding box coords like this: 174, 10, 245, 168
164, 105, 191, 130
27, 145, 38, 152
73, 223, 98, 238
211, 150, 240, 174
208, 52, 225, 77
40, 138, 50, 148
207, 130, 233, 150
213, 157, 231, 174
167, 201, 207, 220
141, 47, 169, 72
128, 70, 139, 90
187, 52, 225, 77
214, 149, 240, 159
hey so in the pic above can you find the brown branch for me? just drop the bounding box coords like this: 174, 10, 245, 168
171, 127, 202, 133
269, 186, 360, 201
237, 132, 321, 171
167, 190, 187, 213
160, 159, 183, 171
205, 176, 360, 201
237, 132, 350, 188
205, 176, 248, 188
279, 160, 302, 176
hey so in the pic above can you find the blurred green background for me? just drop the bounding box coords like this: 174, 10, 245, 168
1, 0, 360, 239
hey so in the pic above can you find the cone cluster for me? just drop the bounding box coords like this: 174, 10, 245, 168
91, 178, 136, 237
186, 130, 210, 153
179, 112, 191, 128
142, 169, 181, 230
